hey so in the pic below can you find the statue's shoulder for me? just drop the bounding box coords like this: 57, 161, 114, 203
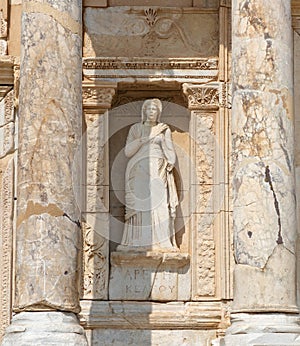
128, 122, 143, 137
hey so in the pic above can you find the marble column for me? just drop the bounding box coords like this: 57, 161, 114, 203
2, 0, 87, 344
224, 0, 300, 345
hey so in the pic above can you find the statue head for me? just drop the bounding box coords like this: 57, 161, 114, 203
141, 98, 162, 123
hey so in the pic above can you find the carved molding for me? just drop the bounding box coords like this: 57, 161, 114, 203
0, 58, 14, 88
79, 300, 228, 330
83, 57, 218, 71
82, 82, 117, 110
83, 58, 219, 84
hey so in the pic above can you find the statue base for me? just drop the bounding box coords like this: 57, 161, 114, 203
2, 312, 88, 345
109, 251, 190, 301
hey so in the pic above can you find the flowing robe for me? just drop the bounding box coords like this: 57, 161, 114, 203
118, 122, 179, 251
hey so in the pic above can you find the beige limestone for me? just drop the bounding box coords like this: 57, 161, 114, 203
86, 329, 217, 346
84, 0, 107, 7
7, 4, 21, 57
108, 0, 193, 7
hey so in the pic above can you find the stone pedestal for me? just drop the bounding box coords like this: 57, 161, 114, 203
2, 0, 87, 344
109, 251, 190, 300
225, 0, 300, 344
2, 312, 86, 346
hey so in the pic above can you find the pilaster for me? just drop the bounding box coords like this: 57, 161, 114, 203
81, 81, 116, 300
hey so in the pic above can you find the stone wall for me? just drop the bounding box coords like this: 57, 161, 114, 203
1, 1, 300, 345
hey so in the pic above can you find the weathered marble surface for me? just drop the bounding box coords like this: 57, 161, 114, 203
223, 313, 300, 346
0, 88, 15, 341
82, 213, 109, 300
81, 84, 116, 300
2, 312, 87, 345
231, 0, 297, 312
86, 329, 217, 346
109, 252, 190, 300
83, 7, 219, 57
79, 300, 227, 330
0, 4, 8, 56
295, 30, 300, 310
15, 0, 83, 312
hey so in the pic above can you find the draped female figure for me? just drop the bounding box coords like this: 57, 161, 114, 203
117, 99, 179, 252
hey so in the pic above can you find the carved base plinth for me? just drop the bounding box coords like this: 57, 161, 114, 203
222, 313, 300, 346
2, 312, 88, 346
109, 251, 191, 301
111, 251, 190, 267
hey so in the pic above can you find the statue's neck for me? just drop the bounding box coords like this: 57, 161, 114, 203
144, 120, 157, 127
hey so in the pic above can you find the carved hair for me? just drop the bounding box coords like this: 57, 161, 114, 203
141, 98, 162, 123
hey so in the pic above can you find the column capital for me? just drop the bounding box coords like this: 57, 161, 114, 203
182, 82, 230, 110
82, 82, 117, 111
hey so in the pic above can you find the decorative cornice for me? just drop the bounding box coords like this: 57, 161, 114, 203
82, 82, 117, 109
83, 58, 219, 84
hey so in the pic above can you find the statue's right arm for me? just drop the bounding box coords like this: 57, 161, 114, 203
124, 124, 143, 158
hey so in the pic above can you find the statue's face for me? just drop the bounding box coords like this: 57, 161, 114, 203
145, 103, 159, 122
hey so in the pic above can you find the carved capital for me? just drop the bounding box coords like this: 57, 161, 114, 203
182, 83, 220, 110
183, 82, 232, 110
82, 82, 117, 110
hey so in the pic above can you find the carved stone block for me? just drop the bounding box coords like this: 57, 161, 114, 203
82, 213, 109, 300
109, 252, 190, 301
0, 157, 14, 339
84, 7, 219, 58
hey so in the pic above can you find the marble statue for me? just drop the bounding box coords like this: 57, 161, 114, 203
117, 99, 179, 252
